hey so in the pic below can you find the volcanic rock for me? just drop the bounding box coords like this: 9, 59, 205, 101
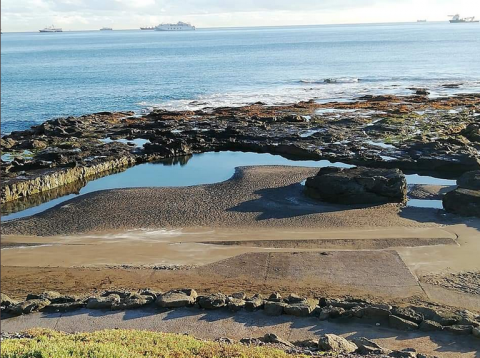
305, 166, 407, 204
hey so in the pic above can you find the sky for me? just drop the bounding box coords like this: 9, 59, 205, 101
1, 0, 480, 31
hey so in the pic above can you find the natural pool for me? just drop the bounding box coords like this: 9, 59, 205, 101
1, 151, 456, 221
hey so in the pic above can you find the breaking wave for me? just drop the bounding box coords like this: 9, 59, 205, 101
299, 77, 360, 84
137, 78, 480, 113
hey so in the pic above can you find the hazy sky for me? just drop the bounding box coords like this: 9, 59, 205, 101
2, 0, 480, 31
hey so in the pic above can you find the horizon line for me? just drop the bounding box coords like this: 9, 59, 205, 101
1, 20, 459, 33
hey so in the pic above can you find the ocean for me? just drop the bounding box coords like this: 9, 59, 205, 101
1, 22, 479, 134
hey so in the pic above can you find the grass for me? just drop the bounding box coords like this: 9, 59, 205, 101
0, 329, 312, 358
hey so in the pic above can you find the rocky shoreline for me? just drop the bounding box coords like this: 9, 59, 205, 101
2, 290, 479, 334
2, 93, 479, 209
2, 289, 479, 350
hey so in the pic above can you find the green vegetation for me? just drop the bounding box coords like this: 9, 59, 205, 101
1, 329, 309, 358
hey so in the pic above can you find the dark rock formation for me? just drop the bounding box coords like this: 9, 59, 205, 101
198, 293, 227, 309
443, 170, 480, 217
305, 166, 407, 205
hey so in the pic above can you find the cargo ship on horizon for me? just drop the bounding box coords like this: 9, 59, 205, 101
449, 14, 479, 23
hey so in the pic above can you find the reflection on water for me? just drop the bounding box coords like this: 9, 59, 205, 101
1, 151, 455, 221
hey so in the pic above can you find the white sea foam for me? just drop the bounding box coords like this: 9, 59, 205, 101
136, 79, 480, 113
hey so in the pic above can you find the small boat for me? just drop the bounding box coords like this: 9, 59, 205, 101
140, 26, 155, 30
39, 25, 62, 33
100, 27, 113, 31
449, 14, 479, 23
155, 21, 195, 31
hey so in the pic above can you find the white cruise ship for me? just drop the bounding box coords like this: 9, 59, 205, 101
39, 25, 62, 33
155, 21, 195, 31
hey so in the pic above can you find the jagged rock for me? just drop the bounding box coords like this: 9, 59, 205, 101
461, 123, 480, 142
231, 292, 246, 300
227, 298, 245, 312
43, 302, 86, 312
138, 289, 159, 302
263, 333, 294, 347
286, 293, 305, 304
419, 320, 443, 331
294, 339, 318, 348
264, 301, 286, 316
411, 306, 459, 326
86, 294, 120, 309
112, 293, 149, 310
388, 315, 419, 330
356, 306, 391, 319
26, 291, 62, 301
391, 307, 423, 324
1, 293, 18, 308
415, 89, 430, 96
443, 188, 480, 217
444, 325, 473, 335
319, 306, 345, 320
1, 137, 16, 149
455, 309, 480, 326
101, 290, 131, 299
26, 291, 80, 305
457, 171, 480, 190
473, 326, 480, 338
305, 166, 407, 204
352, 337, 391, 355
318, 334, 357, 353
389, 350, 417, 358
320, 298, 364, 309
443, 171, 480, 218
9, 299, 51, 315
245, 294, 264, 311
268, 292, 282, 302
284, 301, 316, 317
198, 293, 227, 309
155, 289, 197, 308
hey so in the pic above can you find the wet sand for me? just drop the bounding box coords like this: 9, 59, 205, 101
1, 166, 445, 236
2, 166, 479, 310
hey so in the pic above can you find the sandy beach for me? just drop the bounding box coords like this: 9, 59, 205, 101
2, 166, 479, 312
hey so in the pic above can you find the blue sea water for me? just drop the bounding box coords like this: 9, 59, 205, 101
1, 22, 480, 134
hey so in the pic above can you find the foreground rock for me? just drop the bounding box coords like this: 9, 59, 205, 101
443, 170, 480, 217
2, 289, 479, 342
318, 334, 357, 353
155, 289, 197, 308
9, 299, 51, 316
305, 166, 407, 204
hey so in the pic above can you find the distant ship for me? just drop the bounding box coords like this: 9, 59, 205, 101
449, 14, 479, 23
39, 25, 62, 33
100, 27, 113, 31
140, 26, 155, 30
417, 19, 427, 22
155, 21, 195, 31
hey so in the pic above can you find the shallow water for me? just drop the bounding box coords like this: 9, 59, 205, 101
2, 151, 455, 221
